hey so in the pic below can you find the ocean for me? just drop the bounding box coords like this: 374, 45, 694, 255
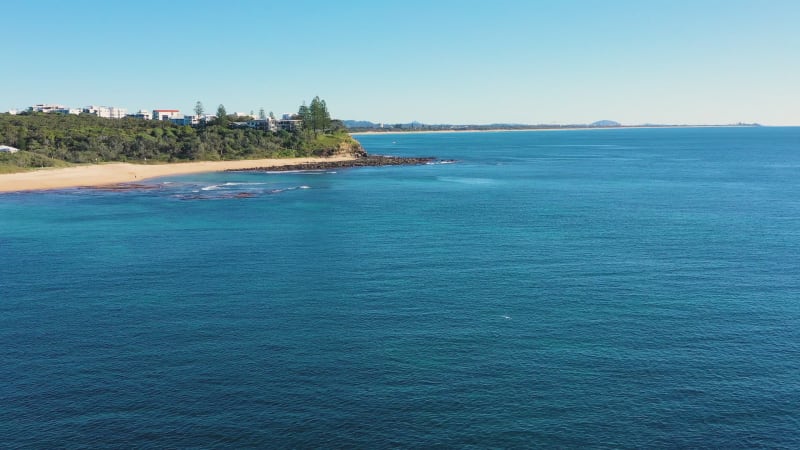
1, 127, 799, 448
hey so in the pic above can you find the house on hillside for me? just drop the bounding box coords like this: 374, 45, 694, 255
246, 118, 277, 132
170, 115, 201, 126
152, 109, 182, 121
128, 109, 153, 120
277, 118, 302, 132
83, 105, 127, 119
29, 104, 67, 113
0, 145, 20, 153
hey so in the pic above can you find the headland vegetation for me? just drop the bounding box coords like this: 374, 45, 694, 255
0, 97, 362, 174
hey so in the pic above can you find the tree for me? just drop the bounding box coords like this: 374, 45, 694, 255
216, 104, 228, 127
298, 102, 311, 133
309, 97, 322, 135
320, 98, 331, 132
306, 96, 332, 136
194, 101, 204, 117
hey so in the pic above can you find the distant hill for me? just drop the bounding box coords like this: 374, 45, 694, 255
343, 120, 380, 129
590, 120, 621, 127
344, 119, 763, 132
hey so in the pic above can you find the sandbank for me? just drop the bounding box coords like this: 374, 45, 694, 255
0, 156, 357, 193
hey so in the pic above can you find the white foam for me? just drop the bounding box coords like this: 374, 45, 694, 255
222, 182, 266, 186
265, 170, 325, 174
438, 176, 494, 185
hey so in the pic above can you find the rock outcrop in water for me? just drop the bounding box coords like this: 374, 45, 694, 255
228, 155, 442, 172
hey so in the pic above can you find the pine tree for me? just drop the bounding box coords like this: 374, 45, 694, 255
298, 102, 311, 133
216, 104, 228, 127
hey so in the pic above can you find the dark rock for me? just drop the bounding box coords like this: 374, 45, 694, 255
228, 155, 446, 173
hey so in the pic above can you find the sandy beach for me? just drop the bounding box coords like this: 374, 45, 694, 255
0, 156, 357, 193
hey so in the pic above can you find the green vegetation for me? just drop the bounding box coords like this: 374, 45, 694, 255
298, 96, 332, 136
0, 98, 362, 173
0, 151, 71, 173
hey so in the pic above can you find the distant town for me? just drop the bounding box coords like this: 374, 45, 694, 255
7, 103, 302, 133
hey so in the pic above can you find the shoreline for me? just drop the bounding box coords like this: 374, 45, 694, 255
0, 156, 357, 193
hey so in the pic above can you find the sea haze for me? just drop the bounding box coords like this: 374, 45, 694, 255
1, 127, 799, 447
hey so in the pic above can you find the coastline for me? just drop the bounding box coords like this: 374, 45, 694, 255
0, 156, 357, 193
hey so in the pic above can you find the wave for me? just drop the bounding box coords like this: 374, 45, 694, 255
438, 176, 495, 185
201, 182, 268, 191
263, 170, 326, 174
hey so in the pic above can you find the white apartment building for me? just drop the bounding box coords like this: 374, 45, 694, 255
83, 105, 127, 119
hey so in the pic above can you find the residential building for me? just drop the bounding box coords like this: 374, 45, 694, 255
246, 118, 277, 132
277, 119, 302, 132
29, 104, 68, 113
153, 109, 182, 121
82, 105, 127, 119
170, 115, 201, 126
128, 109, 152, 120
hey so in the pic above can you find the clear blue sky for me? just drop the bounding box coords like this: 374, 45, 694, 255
4, 0, 799, 125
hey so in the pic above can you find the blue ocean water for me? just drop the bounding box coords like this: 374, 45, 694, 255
1, 127, 799, 447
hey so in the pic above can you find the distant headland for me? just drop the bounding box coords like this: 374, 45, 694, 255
344, 119, 762, 133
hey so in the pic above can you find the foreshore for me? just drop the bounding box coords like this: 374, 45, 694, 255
0, 156, 357, 193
